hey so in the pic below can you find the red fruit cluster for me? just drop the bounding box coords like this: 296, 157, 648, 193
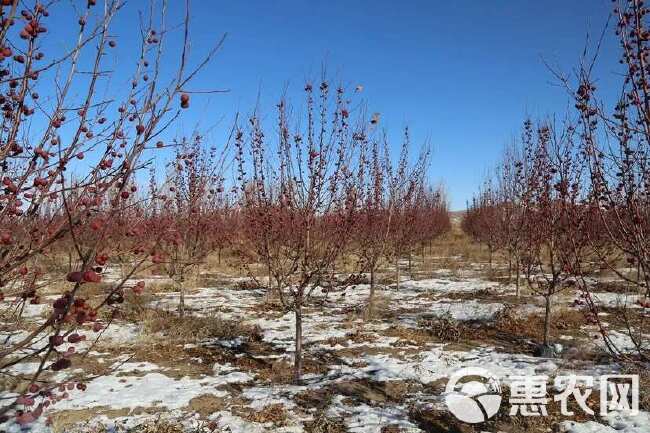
48, 335, 64, 347
67, 333, 85, 343
99, 158, 113, 169
33, 177, 48, 187
20, 18, 47, 40
50, 358, 71, 371
65, 270, 101, 284
34, 147, 49, 161
52, 296, 70, 310
95, 253, 109, 266
2, 176, 17, 194
70, 297, 96, 325
52, 292, 97, 326
82, 270, 101, 283
0, 46, 11, 61
180, 93, 190, 109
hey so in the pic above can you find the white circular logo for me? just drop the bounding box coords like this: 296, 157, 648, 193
445, 367, 502, 423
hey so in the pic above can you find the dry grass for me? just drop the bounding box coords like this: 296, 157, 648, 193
305, 410, 347, 433
233, 278, 262, 291
119, 292, 262, 345
232, 403, 288, 427
409, 380, 603, 433
49, 407, 131, 433
417, 224, 493, 277
418, 313, 468, 342
322, 329, 377, 348
384, 324, 432, 347
294, 388, 331, 409
364, 292, 395, 320
116, 418, 218, 433
95, 301, 269, 378
254, 352, 330, 384
307, 378, 424, 428
621, 364, 650, 411
261, 358, 294, 383
406, 303, 598, 358
50, 390, 228, 432
339, 292, 395, 322
49, 407, 221, 433
141, 310, 260, 343
186, 394, 227, 418
475, 306, 587, 354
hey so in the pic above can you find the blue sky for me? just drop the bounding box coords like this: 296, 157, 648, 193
103, 0, 621, 210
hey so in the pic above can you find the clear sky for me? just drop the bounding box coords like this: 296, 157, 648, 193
105, 0, 621, 210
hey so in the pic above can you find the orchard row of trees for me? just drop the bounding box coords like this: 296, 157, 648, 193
0, 0, 450, 425
233, 87, 449, 381
463, 0, 649, 359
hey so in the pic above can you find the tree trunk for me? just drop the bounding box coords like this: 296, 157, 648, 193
395, 258, 401, 291
508, 253, 512, 282
367, 266, 376, 316
293, 301, 303, 383
217, 247, 222, 265
265, 264, 273, 303
178, 280, 185, 318
515, 255, 521, 297
488, 246, 493, 275
543, 294, 552, 347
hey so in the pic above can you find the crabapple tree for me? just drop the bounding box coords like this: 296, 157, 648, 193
235, 80, 366, 382
0, 0, 223, 424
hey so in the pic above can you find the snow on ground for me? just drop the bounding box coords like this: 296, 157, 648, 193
327, 395, 420, 433
148, 280, 508, 354
561, 411, 650, 433
334, 343, 616, 387
1, 299, 51, 320
252, 312, 348, 350
398, 277, 503, 293
101, 266, 172, 287
586, 329, 650, 354
79, 323, 144, 346
3, 272, 649, 433
149, 286, 265, 321
51, 370, 253, 412
591, 292, 643, 309
425, 298, 505, 321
